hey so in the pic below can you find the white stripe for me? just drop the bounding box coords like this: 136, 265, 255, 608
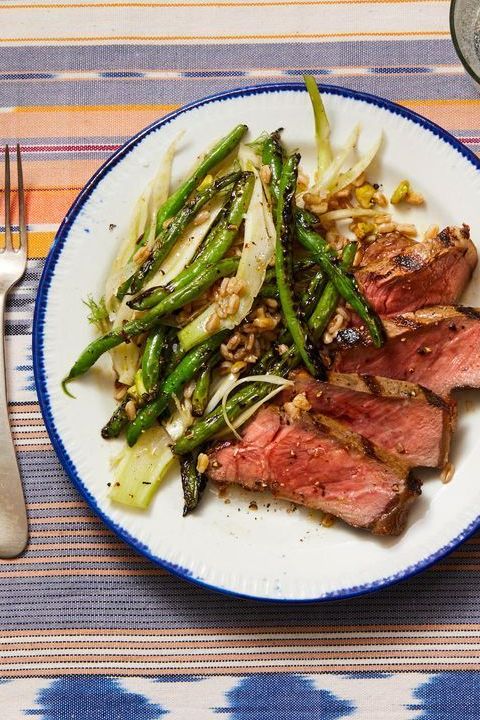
0, 66, 465, 81
0, 3, 449, 46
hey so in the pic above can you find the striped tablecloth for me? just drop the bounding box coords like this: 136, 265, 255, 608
2, 0, 480, 716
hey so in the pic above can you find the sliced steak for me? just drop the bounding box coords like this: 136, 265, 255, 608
207, 406, 421, 536
284, 370, 454, 468
354, 225, 477, 315
333, 305, 480, 396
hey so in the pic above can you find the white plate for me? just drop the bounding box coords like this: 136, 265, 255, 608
33, 83, 480, 602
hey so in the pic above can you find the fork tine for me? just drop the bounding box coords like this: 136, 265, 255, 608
4, 145, 12, 251
16, 144, 26, 255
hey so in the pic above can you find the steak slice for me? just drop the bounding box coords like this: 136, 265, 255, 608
354, 225, 477, 315
284, 370, 454, 468
333, 305, 480, 396
207, 406, 421, 535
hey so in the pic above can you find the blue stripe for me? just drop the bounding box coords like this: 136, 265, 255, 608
1, 74, 475, 107
371, 66, 433, 74
0, 40, 461, 72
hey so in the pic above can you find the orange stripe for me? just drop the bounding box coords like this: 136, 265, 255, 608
26, 232, 55, 259
399, 99, 480, 130
0, 158, 104, 190
1, 188, 80, 226
2, 624, 479, 637
13, 430, 51, 440
0, 105, 176, 140
17, 443, 54, 452
10, 403, 41, 412
11, 418, 46, 427
0, 32, 449, 42
431, 563, 480, 571
11, 103, 176, 112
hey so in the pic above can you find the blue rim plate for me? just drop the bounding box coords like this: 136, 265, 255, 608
33, 82, 480, 602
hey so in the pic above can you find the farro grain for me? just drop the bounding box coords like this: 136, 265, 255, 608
196, 453, 210, 474
260, 164, 272, 184
396, 223, 417, 237
377, 222, 396, 234
206, 312, 220, 332
441, 462, 455, 484
226, 293, 240, 315
405, 190, 424, 205
124, 400, 137, 421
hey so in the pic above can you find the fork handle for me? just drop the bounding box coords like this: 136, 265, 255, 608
0, 293, 28, 557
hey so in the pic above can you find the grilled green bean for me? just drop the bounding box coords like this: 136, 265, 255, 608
275, 153, 324, 378
125, 171, 241, 297
296, 224, 384, 347
261, 129, 284, 207
307, 242, 356, 339
191, 363, 213, 417
300, 268, 327, 317
155, 173, 254, 296
118, 125, 247, 294
174, 347, 299, 455
180, 452, 207, 515
153, 124, 247, 238
128, 256, 239, 311
163, 330, 185, 375
101, 397, 129, 439
63, 178, 253, 386
126, 332, 228, 446
141, 326, 167, 393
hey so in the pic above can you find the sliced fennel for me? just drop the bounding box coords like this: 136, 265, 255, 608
315, 124, 360, 192
220, 374, 293, 440
104, 133, 181, 312
178, 167, 274, 351
304, 74, 332, 182
320, 207, 386, 222
141, 133, 183, 251
163, 394, 194, 441
109, 425, 176, 509
109, 297, 141, 385
238, 142, 262, 171
331, 133, 382, 194
205, 371, 238, 414
145, 195, 224, 288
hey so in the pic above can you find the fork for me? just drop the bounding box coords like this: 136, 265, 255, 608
0, 145, 28, 558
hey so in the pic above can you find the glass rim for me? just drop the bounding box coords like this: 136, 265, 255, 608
450, 0, 480, 85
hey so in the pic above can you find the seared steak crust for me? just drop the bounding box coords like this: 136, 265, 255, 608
354, 225, 477, 315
